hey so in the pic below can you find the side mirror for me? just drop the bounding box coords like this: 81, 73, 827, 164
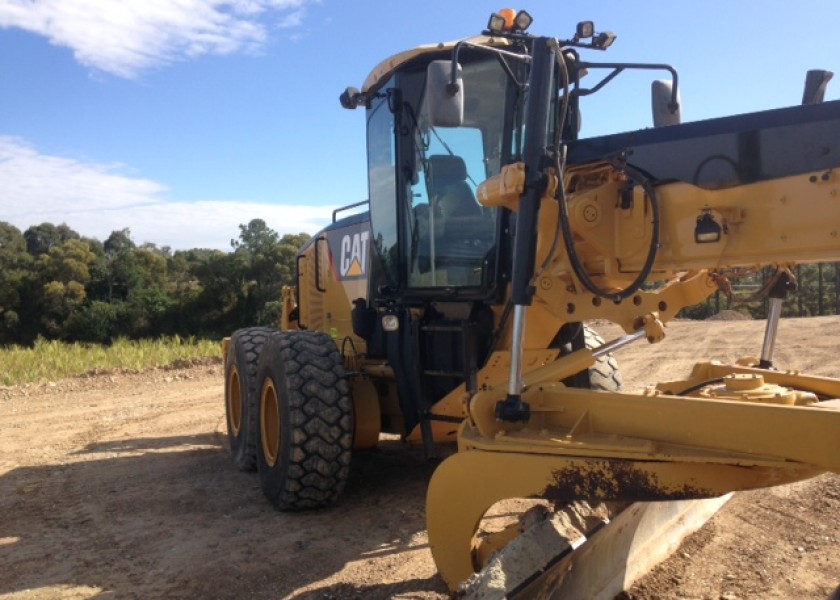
651, 80, 681, 127
426, 60, 464, 127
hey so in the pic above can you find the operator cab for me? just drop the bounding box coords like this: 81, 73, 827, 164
337, 43, 538, 437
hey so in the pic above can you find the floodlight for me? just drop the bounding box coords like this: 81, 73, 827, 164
514, 10, 533, 31
487, 12, 507, 34
575, 21, 594, 39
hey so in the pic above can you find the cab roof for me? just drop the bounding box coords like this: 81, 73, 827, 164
361, 35, 513, 94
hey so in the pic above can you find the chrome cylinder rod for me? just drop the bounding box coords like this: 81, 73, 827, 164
507, 304, 527, 396
760, 297, 783, 367
593, 328, 648, 358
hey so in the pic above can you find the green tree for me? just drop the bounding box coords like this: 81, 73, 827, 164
188, 250, 250, 335
230, 219, 310, 327
134, 246, 168, 290
40, 280, 87, 338
1, 219, 314, 345
23, 222, 80, 257
102, 228, 141, 301
0, 222, 34, 343
64, 300, 120, 344
232, 219, 279, 256
32, 238, 98, 339
276, 233, 311, 286
36, 238, 97, 284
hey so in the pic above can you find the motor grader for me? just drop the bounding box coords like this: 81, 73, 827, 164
223, 9, 840, 596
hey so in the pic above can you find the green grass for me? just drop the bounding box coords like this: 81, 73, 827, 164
0, 336, 221, 386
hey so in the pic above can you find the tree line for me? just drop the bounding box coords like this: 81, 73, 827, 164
3, 218, 838, 347
0, 219, 309, 346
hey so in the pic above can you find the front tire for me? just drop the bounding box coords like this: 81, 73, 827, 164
225, 327, 274, 471
256, 331, 353, 510
583, 326, 623, 392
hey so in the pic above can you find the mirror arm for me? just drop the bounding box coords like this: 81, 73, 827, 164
450, 42, 465, 94
575, 67, 625, 97
577, 61, 680, 114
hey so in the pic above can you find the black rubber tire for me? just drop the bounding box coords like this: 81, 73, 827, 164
225, 327, 274, 472
256, 330, 353, 510
582, 326, 623, 392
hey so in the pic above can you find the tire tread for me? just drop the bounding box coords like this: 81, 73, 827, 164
258, 331, 352, 510
225, 326, 274, 471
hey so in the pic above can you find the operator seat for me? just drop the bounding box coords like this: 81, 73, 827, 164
427, 155, 482, 219
426, 155, 491, 286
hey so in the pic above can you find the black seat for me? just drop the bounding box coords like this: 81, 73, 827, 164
427, 155, 482, 218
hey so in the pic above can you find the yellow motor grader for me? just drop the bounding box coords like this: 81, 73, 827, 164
223, 9, 840, 595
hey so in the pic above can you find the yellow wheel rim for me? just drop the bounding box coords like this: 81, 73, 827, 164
227, 368, 242, 437
261, 379, 280, 468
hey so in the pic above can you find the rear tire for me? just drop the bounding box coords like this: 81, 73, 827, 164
256, 331, 353, 510
225, 327, 274, 471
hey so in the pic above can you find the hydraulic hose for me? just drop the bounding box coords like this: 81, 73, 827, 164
557, 159, 661, 302
550, 39, 661, 303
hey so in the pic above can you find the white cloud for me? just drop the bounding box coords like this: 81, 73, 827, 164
0, 136, 331, 250
0, 0, 311, 77
0, 137, 168, 214
89, 201, 329, 250
277, 8, 305, 29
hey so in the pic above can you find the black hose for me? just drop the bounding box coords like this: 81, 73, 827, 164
550, 40, 661, 303
557, 158, 661, 302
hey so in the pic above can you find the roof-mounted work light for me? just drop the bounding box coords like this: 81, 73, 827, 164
575, 21, 594, 40
488, 9, 515, 34
514, 10, 533, 31
569, 21, 617, 50
487, 8, 532, 34
593, 31, 617, 49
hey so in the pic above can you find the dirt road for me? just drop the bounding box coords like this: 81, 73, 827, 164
1, 317, 839, 599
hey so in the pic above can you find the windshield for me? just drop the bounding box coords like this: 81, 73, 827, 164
408, 54, 523, 290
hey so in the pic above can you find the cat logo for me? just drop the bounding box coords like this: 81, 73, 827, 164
339, 231, 369, 279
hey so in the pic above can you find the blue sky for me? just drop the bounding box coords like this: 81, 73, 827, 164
2, 1, 839, 250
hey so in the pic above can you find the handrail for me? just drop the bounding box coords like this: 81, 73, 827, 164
332, 200, 369, 223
